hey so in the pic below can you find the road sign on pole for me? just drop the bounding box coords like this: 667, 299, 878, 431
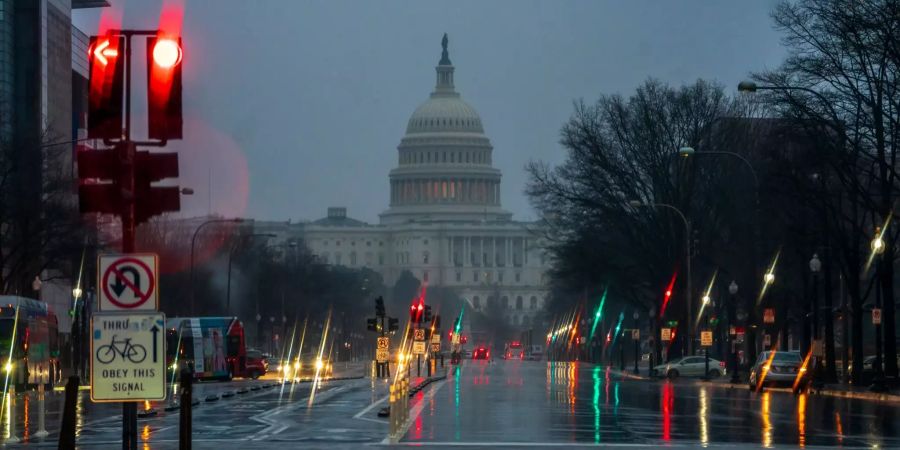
414, 329, 425, 341
376, 348, 389, 363
701, 331, 713, 347
377, 337, 389, 349
430, 342, 441, 353
412, 341, 426, 355
872, 308, 882, 325
661, 328, 672, 342
632, 329, 640, 340
763, 308, 775, 324
91, 312, 166, 402
98, 254, 159, 311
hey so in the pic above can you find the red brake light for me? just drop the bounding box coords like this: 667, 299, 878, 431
719, 361, 726, 367
152, 38, 183, 68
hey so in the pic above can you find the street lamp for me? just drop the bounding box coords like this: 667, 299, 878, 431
871, 229, 887, 390
728, 281, 740, 382
629, 199, 694, 354
226, 232, 276, 315
679, 144, 762, 364
633, 311, 640, 374
190, 217, 247, 315
764, 272, 775, 285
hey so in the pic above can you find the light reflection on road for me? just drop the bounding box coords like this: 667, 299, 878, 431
761, 390, 772, 448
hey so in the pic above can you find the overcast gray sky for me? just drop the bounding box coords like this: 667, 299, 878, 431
74, 0, 787, 223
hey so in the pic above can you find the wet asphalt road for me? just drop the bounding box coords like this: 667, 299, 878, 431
400, 360, 900, 448
3, 360, 898, 448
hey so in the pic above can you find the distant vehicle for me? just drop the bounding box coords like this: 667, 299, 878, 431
504, 341, 524, 360
652, 356, 726, 379
749, 351, 805, 388
166, 317, 252, 381
244, 348, 268, 379
280, 352, 333, 379
0, 296, 61, 389
527, 345, 544, 361
473, 346, 490, 360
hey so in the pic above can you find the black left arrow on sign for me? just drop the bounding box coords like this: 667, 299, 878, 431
150, 324, 159, 363
111, 266, 142, 297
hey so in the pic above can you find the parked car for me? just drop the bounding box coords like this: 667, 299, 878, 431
651, 356, 726, 379
749, 351, 805, 389
245, 349, 268, 379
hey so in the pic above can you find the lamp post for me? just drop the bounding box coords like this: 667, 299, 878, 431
679, 145, 760, 363
809, 254, 823, 383
648, 307, 656, 374
871, 229, 887, 391
633, 311, 640, 374
190, 217, 247, 315
702, 294, 711, 380
226, 233, 276, 316
728, 281, 740, 383
629, 200, 693, 355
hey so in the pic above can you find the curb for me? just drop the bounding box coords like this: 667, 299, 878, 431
695, 380, 900, 402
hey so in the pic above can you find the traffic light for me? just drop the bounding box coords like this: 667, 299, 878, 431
388, 317, 399, 332
375, 296, 386, 317
411, 300, 424, 323
88, 35, 125, 139
146, 36, 183, 140
423, 305, 433, 324
77, 143, 180, 223
366, 318, 378, 332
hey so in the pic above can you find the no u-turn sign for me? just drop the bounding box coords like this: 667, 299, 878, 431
98, 254, 159, 311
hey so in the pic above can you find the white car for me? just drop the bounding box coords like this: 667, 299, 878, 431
652, 356, 726, 379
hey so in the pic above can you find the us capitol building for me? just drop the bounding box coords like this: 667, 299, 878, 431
264, 35, 549, 327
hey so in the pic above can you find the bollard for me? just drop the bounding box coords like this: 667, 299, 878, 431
58, 375, 79, 449
179, 368, 193, 450
34, 382, 48, 437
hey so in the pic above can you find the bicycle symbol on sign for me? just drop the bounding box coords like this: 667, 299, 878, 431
96, 335, 147, 364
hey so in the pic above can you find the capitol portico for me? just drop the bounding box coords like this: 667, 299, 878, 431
286, 35, 550, 326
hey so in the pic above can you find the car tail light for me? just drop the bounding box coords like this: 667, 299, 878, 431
719, 361, 726, 368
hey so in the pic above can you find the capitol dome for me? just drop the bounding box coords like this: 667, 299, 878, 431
380, 34, 511, 225
406, 97, 484, 134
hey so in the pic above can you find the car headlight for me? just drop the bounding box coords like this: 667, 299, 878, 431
171, 362, 178, 371
315, 359, 324, 371
4, 362, 12, 373
294, 361, 301, 370
283, 365, 291, 375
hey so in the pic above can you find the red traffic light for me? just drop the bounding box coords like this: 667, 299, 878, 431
665, 289, 672, 297
152, 38, 182, 68
91, 39, 119, 66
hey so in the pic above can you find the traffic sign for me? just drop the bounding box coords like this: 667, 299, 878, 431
451, 333, 460, 345
631, 329, 640, 340
91, 312, 166, 402
661, 328, 672, 342
431, 333, 441, 344
763, 308, 775, 324
872, 308, 882, 325
98, 254, 159, 311
430, 342, 441, 353
412, 341, 426, 355
377, 336, 389, 349
414, 329, 425, 341
376, 348, 389, 363
763, 334, 771, 347
701, 331, 713, 347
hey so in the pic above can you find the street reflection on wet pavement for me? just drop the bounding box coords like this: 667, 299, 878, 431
402, 360, 899, 448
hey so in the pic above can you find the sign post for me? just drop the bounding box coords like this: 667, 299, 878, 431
872, 308, 882, 325
91, 312, 166, 402
661, 328, 672, 342
376, 337, 390, 364
700, 331, 713, 347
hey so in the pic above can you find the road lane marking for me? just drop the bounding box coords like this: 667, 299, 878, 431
353, 394, 388, 419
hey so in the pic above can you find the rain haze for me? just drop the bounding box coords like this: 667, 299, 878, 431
73, 0, 786, 223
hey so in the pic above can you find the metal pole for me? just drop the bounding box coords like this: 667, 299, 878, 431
35, 381, 48, 437
179, 368, 193, 450
686, 219, 693, 356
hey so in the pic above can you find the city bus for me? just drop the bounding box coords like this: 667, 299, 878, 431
0, 296, 61, 389
166, 317, 262, 381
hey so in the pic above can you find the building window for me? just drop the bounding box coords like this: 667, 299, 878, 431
424, 239, 429, 245
378, 253, 384, 265
473, 296, 481, 309
336, 240, 341, 247
530, 296, 538, 310
365, 252, 373, 266
515, 272, 521, 283
473, 271, 479, 282
456, 271, 461, 282
321, 252, 330, 264
323, 240, 328, 246
423, 271, 429, 282
335, 253, 343, 265
501, 296, 509, 309
516, 296, 523, 310
350, 252, 357, 266
367, 241, 372, 247
351, 241, 355, 246
498, 272, 504, 283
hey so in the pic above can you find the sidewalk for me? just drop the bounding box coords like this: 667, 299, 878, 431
693, 377, 900, 402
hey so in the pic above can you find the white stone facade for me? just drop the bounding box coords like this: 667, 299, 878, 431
280, 36, 549, 327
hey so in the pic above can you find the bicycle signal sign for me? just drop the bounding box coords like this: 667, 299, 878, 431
98, 254, 159, 311
91, 312, 166, 402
